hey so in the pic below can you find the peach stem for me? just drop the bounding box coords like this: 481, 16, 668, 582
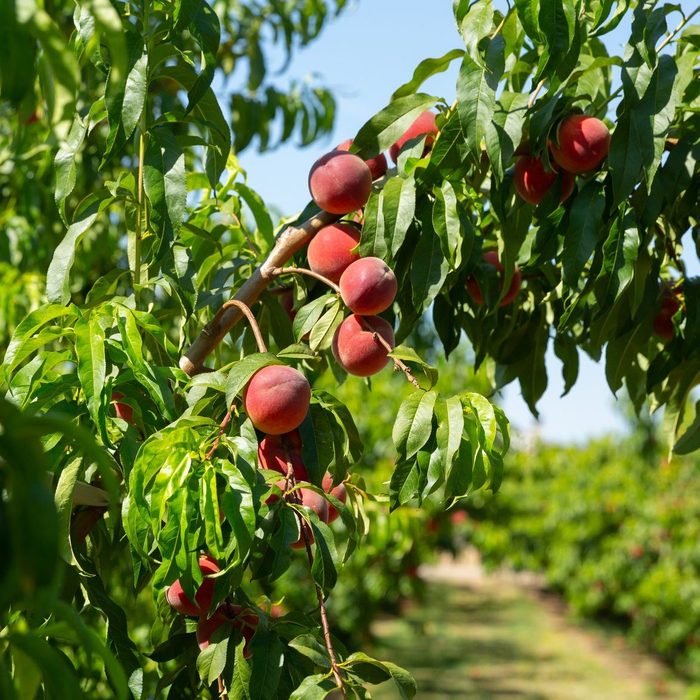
214, 299, 268, 353
358, 318, 422, 390
269, 266, 341, 295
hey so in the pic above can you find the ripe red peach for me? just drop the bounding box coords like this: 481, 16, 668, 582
258, 430, 309, 481
322, 473, 347, 524
111, 392, 134, 424
390, 111, 438, 162
166, 554, 220, 617
308, 150, 373, 214
243, 365, 311, 435
550, 115, 611, 174
653, 289, 682, 341
339, 257, 398, 315
336, 139, 388, 180
280, 289, 296, 321
466, 251, 522, 307
332, 314, 394, 376
307, 223, 361, 283
513, 155, 575, 205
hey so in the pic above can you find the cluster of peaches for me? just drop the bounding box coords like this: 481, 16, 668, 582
160, 117, 441, 647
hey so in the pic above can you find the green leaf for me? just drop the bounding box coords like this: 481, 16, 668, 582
562, 180, 606, 287
46, 195, 110, 304
54, 458, 82, 563
353, 93, 438, 158
674, 402, 700, 455
249, 632, 284, 700
485, 91, 529, 181
436, 395, 465, 475
410, 222, 449, 314
308, 300, 344, 352
122, 50, 148, 140
290, 674, 337, 699
309, 518, 338, 591
392, 391, 437, 459
392, 50, 464, 100
236, 182, 275, 252
7, 634, 82, 698
455, 0, 494, 65
288, 635, 331, 668
293, 294, 337, 342
432, 181, 464, 268
54, 114, 88, 222
4, 305, 77, 375
185, 0, 221, 113
75, 314, 106, 433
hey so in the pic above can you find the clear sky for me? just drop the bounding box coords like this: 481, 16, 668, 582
233, 0, 696, 444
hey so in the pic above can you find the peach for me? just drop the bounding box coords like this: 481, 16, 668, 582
550, 115, 611, 174
332, 314, 394, 376
653, 289, 682, 341
322, 473, 347, 524
111, 392, 134, 424
389, 111, 438, 162
308, 150, 373, 214
513, 155, 574, 205
258, 430, 309, 481
336, 139, 388, 180
339, 257, 397, 315
291, 487, 329, 549
466, 251, 522, 307
307, 223, 361, 283
166, 554, 220, 617
280, 289, 296, 321
243, 365, 311, 435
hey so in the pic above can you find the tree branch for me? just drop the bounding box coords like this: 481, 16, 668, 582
205, 404, 234, 460
527, 78, 546, 109
282, 454, 346, 696
180, 210, 341, 376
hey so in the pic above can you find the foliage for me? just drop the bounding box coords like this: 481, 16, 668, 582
465, 438, 700, 683
0, 0, 699, 696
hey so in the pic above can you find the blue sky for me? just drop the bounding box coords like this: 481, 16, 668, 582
233, 0, 696, 443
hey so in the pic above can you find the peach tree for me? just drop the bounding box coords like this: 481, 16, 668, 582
1, 0, 699, 697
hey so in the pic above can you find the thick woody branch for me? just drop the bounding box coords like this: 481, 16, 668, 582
180, 210, 341, 376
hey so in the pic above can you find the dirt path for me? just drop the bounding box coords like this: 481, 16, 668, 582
369, 549, 688, 699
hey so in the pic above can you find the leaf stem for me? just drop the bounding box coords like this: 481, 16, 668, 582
269, 266, 342, 295
134, 125, 146, 292
205, 404, 234, 461
213, 300, 268, 353
527, 78, 546, 109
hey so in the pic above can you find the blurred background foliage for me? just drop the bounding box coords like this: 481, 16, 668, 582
463, 424, 700, 686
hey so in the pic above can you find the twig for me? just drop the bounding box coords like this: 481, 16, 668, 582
527, 78, 546, 109
180, 210, 341, 376
358, 318, 422, 390
658, 5, 700, 52
205, 404, 234, 460
269, 266, 342, 295
282, 450, 346, 696
214, 300, 268, 353
217, 676, 229, 699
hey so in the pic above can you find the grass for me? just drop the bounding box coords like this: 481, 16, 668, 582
367, 576, 687, 699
